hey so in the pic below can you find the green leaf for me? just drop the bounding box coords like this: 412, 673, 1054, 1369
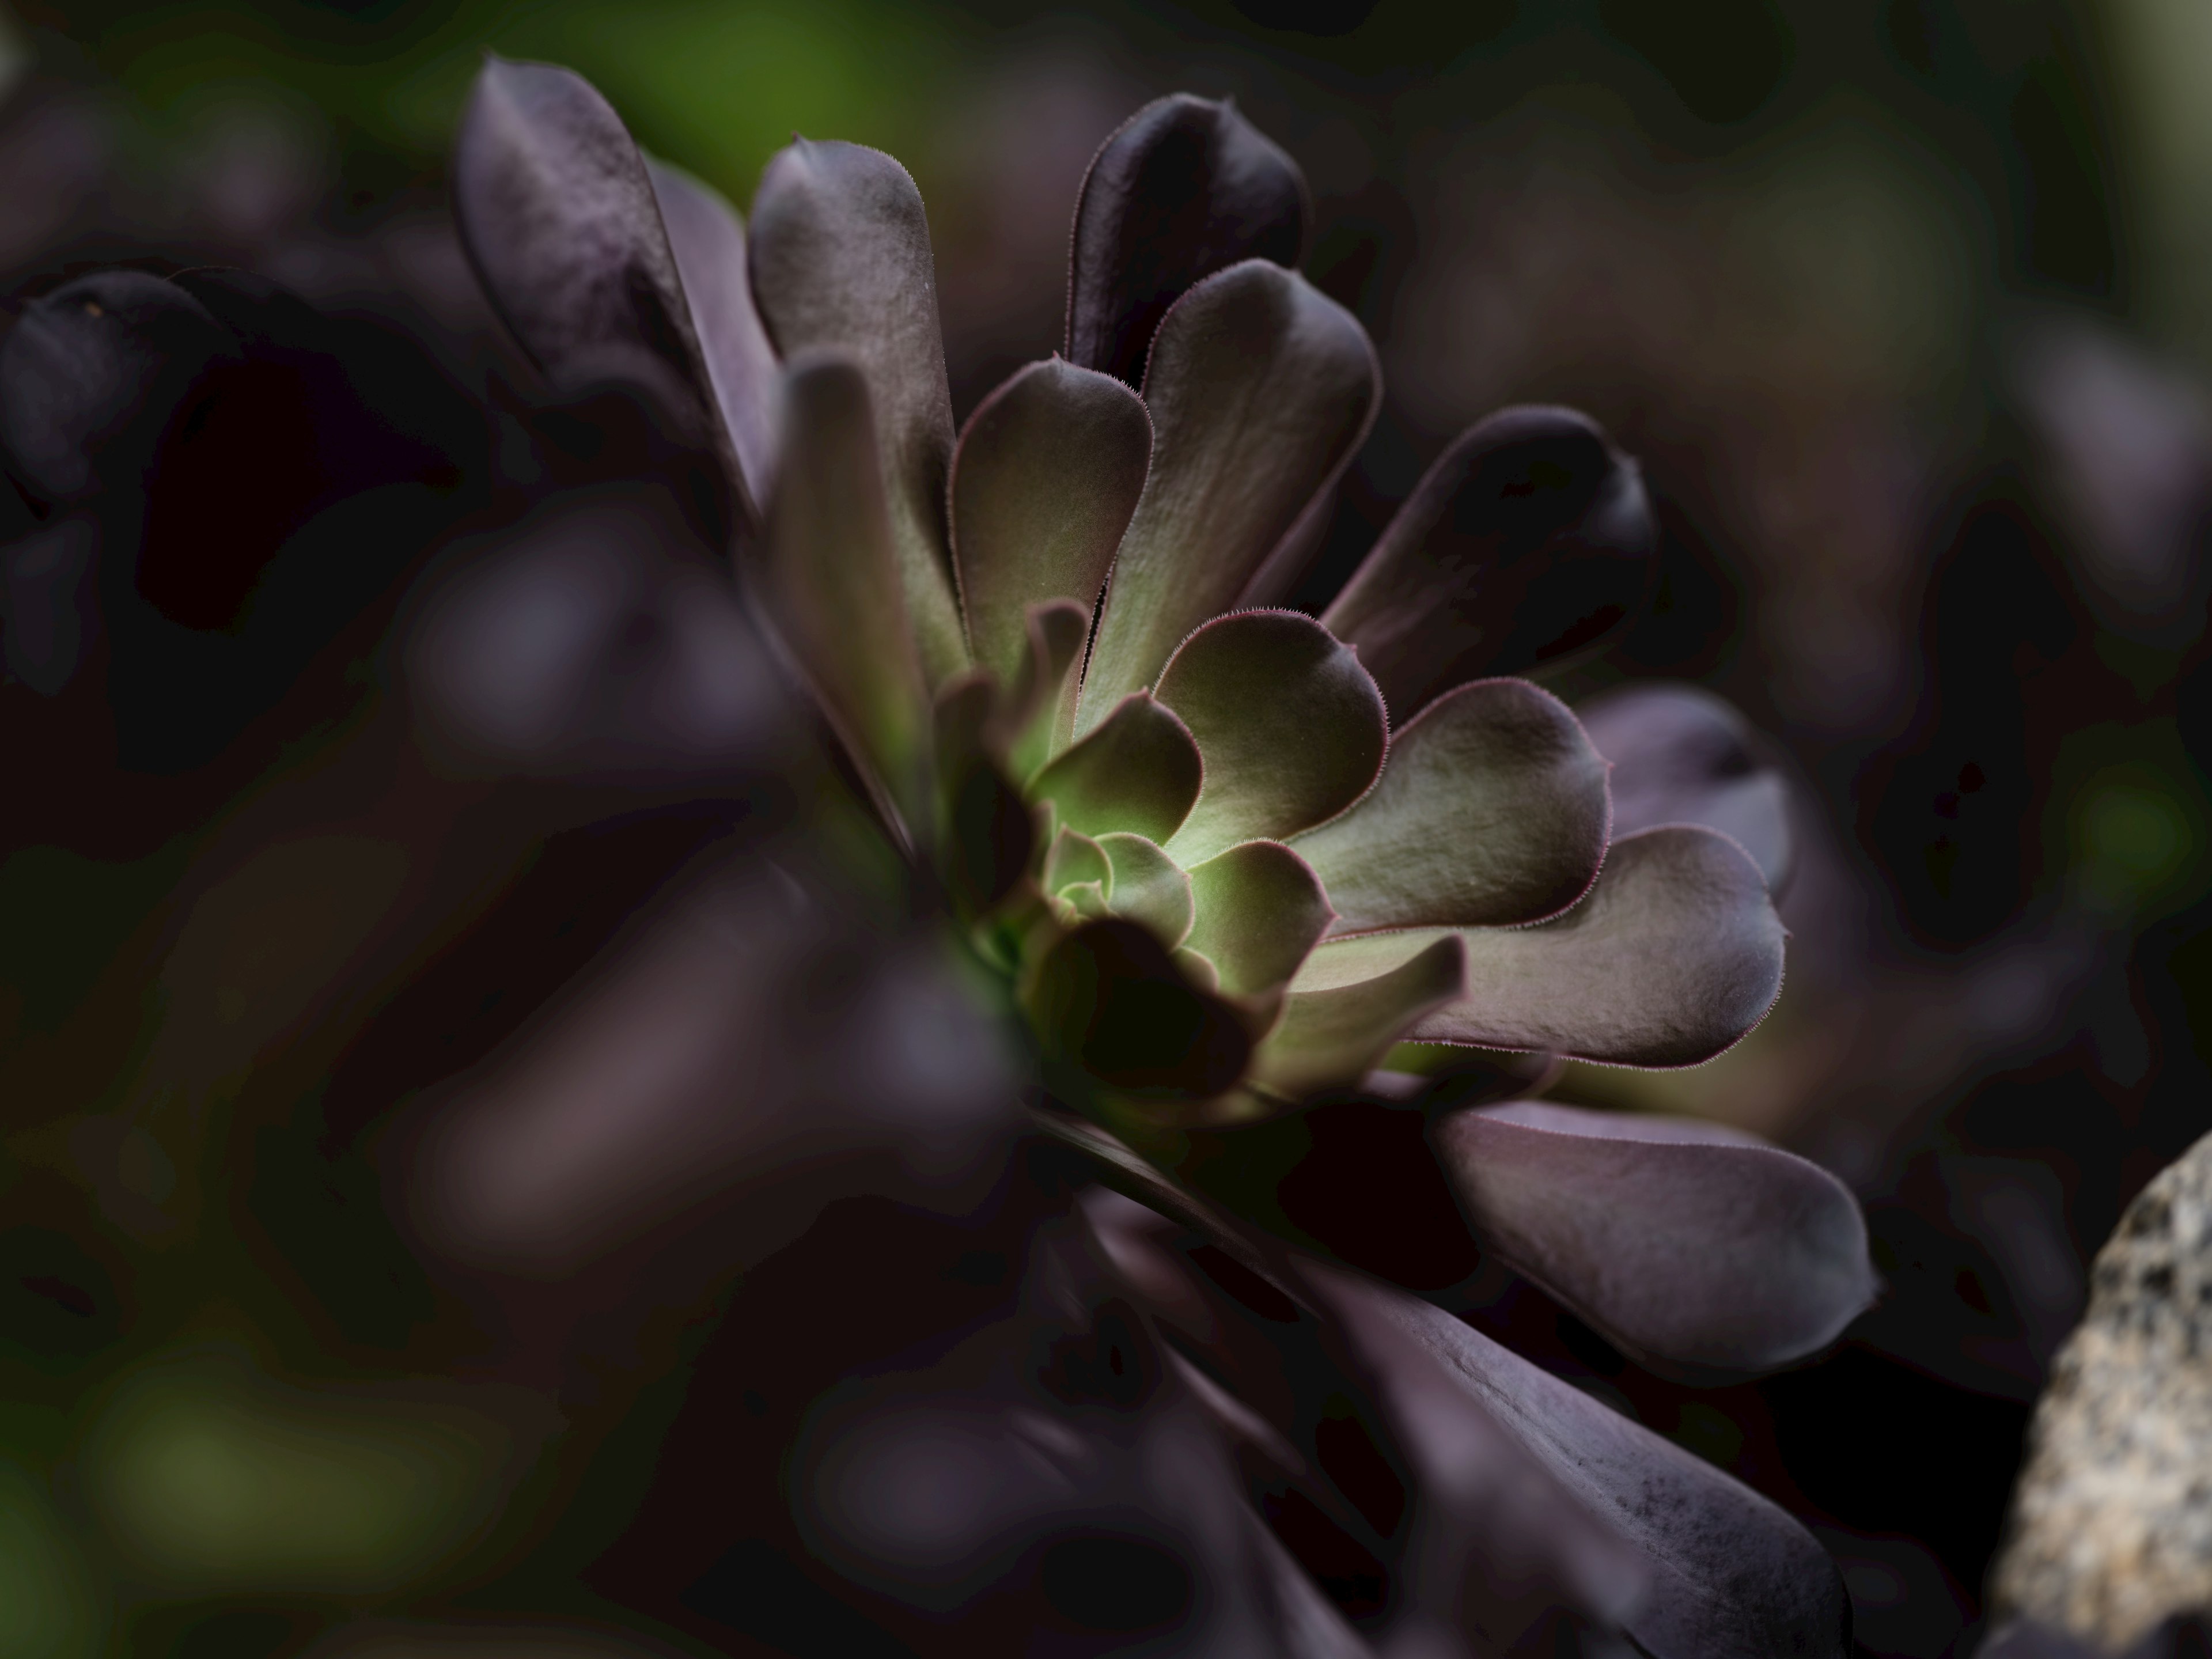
1246, 935, 1468, 1102
646, 157, 781, 525
951, 359, 1150, 688
1292, 677, 1609, 933
1044, 825, 1112, 899
1431, 1102, 1876, 1376
760, 351, 929, 834
1027, 918, 1254, 1101
1185, 840, 1334, 1000
1005, 599, 1091, 783
1097, 832, 1195, 949
1027, 692, 1203, 844
1292, 826, 1785, 1066
1076, 262, 1378, 730
453, 60, 725, 472
1323, 406, 1656, 719
749, 137, 967, 684
1065, 94, 1310, 388
1154, 609, 1388, 866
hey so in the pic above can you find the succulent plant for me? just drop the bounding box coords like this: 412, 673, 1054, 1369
0, 55, 1883, 1659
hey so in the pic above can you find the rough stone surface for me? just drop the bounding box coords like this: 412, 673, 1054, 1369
1991, 1128, 2212, 1652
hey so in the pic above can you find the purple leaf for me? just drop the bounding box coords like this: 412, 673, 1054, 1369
1078, 262, 1379, 729
1293, 677, 1609, 934
1323, 407, 1656, 721
453, 61, 727, 475
646, 158, 781, 525
760, 353, 931, 834
1304, 1265, 1853, 1659
1294, 825, 1785, 1067
748, 137, 967, 683
1154, 608, 1389, 865
1431, 1101, 1876, 1374
1028, 690, 1204, 844
1247, 936, 1469, 1104
1028, 918, 1254, 1101
1185, 839, 1336, 1000
1577, 681, 1794, 896
1066, 93, 1311, 388
951, 358, 1150, 690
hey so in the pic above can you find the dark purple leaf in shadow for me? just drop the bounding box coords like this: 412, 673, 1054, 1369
748, 135, 966, 684
647, 157, 780, 524
1324, 407, 1656, 722
1979, 1620, 2108, 1659
1431, 1102, 1876, 1377
0, 270, 238, 504
932, 673, 1037, 917
1577, 681, 1794, 896
452, 60, 728, 478
1066, 93, 1311, 389
1028, 918, 1253, 1101
1303, 1264, 1852, 1659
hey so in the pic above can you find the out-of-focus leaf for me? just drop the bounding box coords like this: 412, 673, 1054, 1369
1065, 93, 1310, 389
1028, 918, 1253, 1101
1100, 832, 1196, 948
1577, 682, 1794, 896
749, 137, 967, 684
0, 270, 237, 503
647, 158, 780, 522
1304, 1266, 1851, 1659
760, 353, 930, 833
1078, 262, 1378, 728
1293, 677, 1609, 934
1004, 598, 1092, 780
1028, 692, 1203, 844
1323, 407, 1656, 720
1045, 824, 1113, 897
1185, 840, 1334, 1000
1431, 1102, 1875, 1375
934, 675, 1035, 915
453, 60, 725, 473
1293, 826, 1785, 1067
1247, 936, 1469, 1103
952, 358, 1150, 688
1154, 609, 1388, 865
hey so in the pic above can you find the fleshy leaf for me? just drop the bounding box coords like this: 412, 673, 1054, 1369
1304, 1264, 1852, 1659
1065, 93, 1310, 388
1247, 935, 1469, 1102
934, 673, 1033, 914
1044, 825, 1113, 899
1099, 832, 1195, 949
1432, 1101, 1876, 1375
1293, 826, 1785, 1067
952, 358, 1150, 687
1028, 919, 1253, 1101
748, 137, 967, 683
646, 158, 780, 522
1184, 840, 1334, 999
1154, 609, 1388, 865
1323, 406, 1657, 719
1577, 682, 1793, 895
1005, 599, 1091, 782
760, 352, 929, 831
1294, 677, 1610, 933
453, 60, 724, 464
1027, 692, 1203, 844
1077, 262, 1379, 729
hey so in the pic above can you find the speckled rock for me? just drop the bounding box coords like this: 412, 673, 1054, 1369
1990, 1129, 2212, 1652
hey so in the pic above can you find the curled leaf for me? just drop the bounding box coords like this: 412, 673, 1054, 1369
1028, 692, 1204, 844
1293, 826, 1786, 1067
1028, 918, 1253, 1101
1099, 832, 1196, 949
1247, 935, 1469, 1103
952, 358, 1150, 687
1324, 406, 1656, 719
1294, 677, 1610, 934
1066, 93, 1311, 388
749, 137, 967, 682
1184, 840, 1334, 1001
1078, 262, 1379, 729
1431, 1101, 1876, 1375
1155, 608, 1388, 866
1578, 681, 1794, 896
